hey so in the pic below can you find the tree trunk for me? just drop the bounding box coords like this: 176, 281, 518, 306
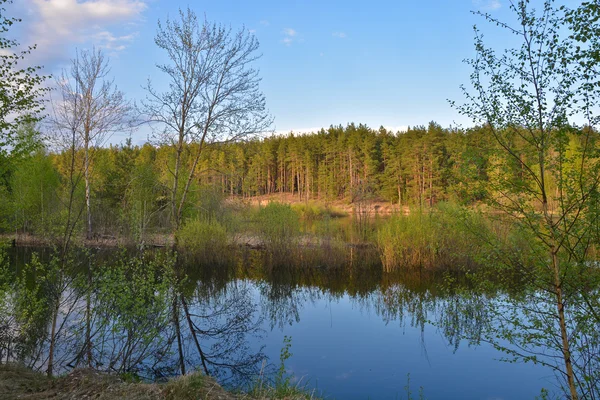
46, 299, 60, 377
85, 143, 92, 240
552, 251, 579, 400
180, 295, 210, 375
172, 296, 186, 375
85, 261, 92, 368
172, 139, 183, 231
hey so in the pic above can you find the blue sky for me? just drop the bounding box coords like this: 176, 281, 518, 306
8, 0, 560, 143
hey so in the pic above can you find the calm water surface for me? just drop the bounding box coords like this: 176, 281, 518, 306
5, 246, 552, 399
238, 282, 550, 400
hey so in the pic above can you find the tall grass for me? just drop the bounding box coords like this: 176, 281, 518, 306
256, 203, 300, 263
176, 218, 231, 265
291, 202, 347, 221
247, 336, 322, 400
254, 203, 354, 269
377, 203, 488, 272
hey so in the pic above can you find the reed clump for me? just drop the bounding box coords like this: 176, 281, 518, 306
291, 202, 347, 221
377, 203, 488, 272
256, 203, 300, 264
176, 217, 231, 265
295, 237, 349, 269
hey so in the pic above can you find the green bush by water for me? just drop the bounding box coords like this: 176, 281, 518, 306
377, 203, 488, 272
291, 202, 347, 221
176, 218, 230, 263
256, 203, 300, 260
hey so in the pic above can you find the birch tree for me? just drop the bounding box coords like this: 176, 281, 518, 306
0, 0, 49, 193
143, 8, 272, 230
453, 1, 600, 398
53, 48, 133, 240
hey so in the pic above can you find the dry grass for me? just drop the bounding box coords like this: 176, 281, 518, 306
0, 364, 237, 400
0, 364, 322, 400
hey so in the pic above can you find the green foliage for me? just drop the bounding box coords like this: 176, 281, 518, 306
248, 336, 321, 400
92, 250, 176, 373
452, 1, 600, 397
256, 202, 300, 258
376, 203, 486, 272
6, 250, 78, 366
0, 1, 49, 155
0, 122, 517, 241
176, 217, 230, 264
124, 152, 167, 241
276, 335, 293, 389
0, 244, 15, 359
9, 150, 61, 235
0, 124, 49, 232
291, 202, 347, 221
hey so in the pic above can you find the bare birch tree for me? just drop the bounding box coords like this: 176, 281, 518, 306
52, 48, 133, 240
47, 50, 133, 373
142, 8, 272, 230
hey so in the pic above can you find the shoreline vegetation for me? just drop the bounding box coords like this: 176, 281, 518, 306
1, 196, 549, 275
2, 197, 489, 274
0, 363, 322, 400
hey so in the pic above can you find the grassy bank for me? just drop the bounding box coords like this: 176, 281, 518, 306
6, 198, 532, 275
0, 364, 320, 400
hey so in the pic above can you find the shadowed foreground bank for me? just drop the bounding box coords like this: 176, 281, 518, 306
0, 364, 234, 400
0, 364, 319, 400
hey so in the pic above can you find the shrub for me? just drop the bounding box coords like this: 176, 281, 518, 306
377, 203, 488, 272
291, 202, 347, 221
176, 218, 229, 263
256, 203, 300, 261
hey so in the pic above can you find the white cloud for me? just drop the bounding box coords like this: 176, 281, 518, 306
93, 31, 137, 51
260, 20, 270, 26
332, 31, 347, 39
22, 0, 146, 64
281, 27, 298, 46
283, 28, 297, 37
473, 0, 501, 11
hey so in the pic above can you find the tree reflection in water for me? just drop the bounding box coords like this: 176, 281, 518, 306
1, 245, 588, 398
0, 247, 266, 385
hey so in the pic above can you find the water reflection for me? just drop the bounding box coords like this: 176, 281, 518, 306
0, 248, 266, 384
178, 280, 266, 383
0, 246, 552, 399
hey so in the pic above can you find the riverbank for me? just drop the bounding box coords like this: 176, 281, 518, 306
0, 232, 175, 249
1, 231, 375, 251
0, 364, 319, 400
0, 363, 230, 400
0, 195, 403, 250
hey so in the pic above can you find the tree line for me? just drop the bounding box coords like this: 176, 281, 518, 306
1, 119, 587, 240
